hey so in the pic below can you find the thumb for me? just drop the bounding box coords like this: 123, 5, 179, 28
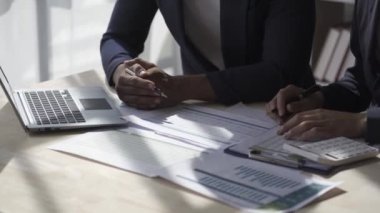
138, 71, 148, 78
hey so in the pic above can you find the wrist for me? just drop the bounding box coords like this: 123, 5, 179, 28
172, 74, 216, 102
112, 63, 125, 86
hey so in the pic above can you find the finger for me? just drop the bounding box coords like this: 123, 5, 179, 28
134, 58, 156, 69
266, 106, 282, 124
287, 100, 313, 113
129, 63, 146, 76
116, 85, 160, 97
276, 86, 300, 117
123, 58, 140, 68
141, 67, 165, 77
266, 97, 277, 113
277, 114, 293, 125
124, 58, 156, 70
283, 120, 324, 140
296, 127, 332, 142
278, 111, 312, 135
141, 67, 170, 84
266, 112, 281, 124
276, 90, 288, 117
118, 75, 156, 90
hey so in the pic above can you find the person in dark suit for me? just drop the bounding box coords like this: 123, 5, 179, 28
267, 0, 380, 144
101, 0, 315, 109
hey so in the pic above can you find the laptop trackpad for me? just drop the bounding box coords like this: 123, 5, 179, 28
79, 98, 112, 110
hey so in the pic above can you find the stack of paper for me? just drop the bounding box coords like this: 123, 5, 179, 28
122, 105, 274, 151
49, 103, 339, 212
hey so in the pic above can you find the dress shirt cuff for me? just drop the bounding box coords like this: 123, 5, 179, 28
205, 72, 239, 105
366, 108, 380, 144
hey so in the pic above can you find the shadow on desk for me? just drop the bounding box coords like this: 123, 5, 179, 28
356, 159, 380, 187
0, 102, 86, 213
0, 108, 233, 213
87, 130, 237, 213
0, 103, 28, 172
0, 70, 239, 212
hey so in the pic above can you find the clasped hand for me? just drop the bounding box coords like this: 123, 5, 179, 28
113, 58, 183, 109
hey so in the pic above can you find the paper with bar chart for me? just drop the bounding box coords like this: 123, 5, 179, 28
159, 153, 338, 213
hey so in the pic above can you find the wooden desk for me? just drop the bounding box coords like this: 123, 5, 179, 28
0, 70, 379, 213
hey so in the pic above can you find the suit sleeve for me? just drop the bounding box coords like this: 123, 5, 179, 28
100, 0, 158, 86
320, 3, 371, 113
320, 3, 378, 143
206, 0, 316, 105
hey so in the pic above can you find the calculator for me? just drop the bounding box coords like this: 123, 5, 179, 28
283, 137, 379, 166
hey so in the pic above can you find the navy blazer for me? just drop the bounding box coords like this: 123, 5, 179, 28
101, 0, 316, 104
321, 0, 380, 144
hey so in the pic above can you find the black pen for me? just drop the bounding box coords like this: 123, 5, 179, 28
125, 67, 168, 98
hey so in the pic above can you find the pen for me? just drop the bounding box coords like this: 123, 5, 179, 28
124, 67, 168, 98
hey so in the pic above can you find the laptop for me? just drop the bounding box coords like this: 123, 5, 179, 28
0, 66, 127, 132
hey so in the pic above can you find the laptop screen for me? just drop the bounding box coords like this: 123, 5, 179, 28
0, 66, 19, 111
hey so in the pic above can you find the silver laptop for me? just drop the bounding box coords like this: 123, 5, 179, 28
0, 66, 127, 132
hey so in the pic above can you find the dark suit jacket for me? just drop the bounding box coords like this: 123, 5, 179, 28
321, 0, 380, 144
101, 0, 316, 105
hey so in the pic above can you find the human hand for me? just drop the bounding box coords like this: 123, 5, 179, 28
136, 61, 186, 108
130, 58, 217, 107
113, 58, 215, 109
278, 109, 367, 141
265, 85, 324, 124
112, 59, 162, 110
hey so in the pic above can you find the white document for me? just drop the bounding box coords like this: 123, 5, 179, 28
118, 101, 162, 119
49, 130, 201, 177
159, 153, 338, 213
123, 105, 272, 151
225, 103, 277, 128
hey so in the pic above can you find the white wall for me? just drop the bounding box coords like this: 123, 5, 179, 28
0, 0, 40, 87
0, 0, 181, 88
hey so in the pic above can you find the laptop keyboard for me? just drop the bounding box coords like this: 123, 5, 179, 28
24, 90, 86, 125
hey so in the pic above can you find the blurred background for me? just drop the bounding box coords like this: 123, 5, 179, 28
0, 0, 353, 88
0, 0, 182, 88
